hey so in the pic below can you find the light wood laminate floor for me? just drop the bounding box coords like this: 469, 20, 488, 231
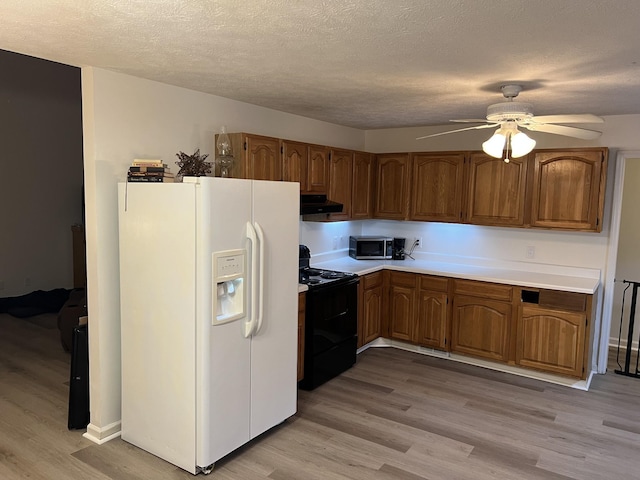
2, 311, 640, 479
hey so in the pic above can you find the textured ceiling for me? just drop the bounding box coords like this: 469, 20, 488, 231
2, 1, 640, 129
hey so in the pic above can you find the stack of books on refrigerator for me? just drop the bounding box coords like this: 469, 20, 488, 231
127, 159, 176, 183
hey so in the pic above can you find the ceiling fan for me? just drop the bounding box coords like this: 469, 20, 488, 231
417, 85, 604, 162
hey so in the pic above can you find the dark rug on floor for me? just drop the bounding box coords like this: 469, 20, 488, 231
0, 288, 71, 318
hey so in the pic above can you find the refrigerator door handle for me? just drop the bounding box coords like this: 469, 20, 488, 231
244, 221, 259, 338
254, 221, 265, 335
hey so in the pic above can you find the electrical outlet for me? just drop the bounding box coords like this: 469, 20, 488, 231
415, 237, 422, 249
526, 246, 535, 259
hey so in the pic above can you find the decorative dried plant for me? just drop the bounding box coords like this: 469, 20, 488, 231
175, 149, 212, 177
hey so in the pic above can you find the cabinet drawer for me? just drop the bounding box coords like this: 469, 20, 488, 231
454, 279, 512, 301
389, 271, 417, 287
362, 271, 383, 289
539, 289, 586, 312
420, 275, 449, 292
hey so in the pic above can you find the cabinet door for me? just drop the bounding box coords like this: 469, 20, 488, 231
297, 292, 306, 381
530, 149, 606, 231
328, 149, 353, 221
466, 153, 527, 226
451, 295, 511, 362
517, 305, 586, 377
373, 154, 411, 220
244, 134, 282, 181
307, 145, 329, 193
352, 152, 374, 219
415, 289, 448, 350
410, 153, 465, 222
358, 272, 384, 348
282, 141, 308, 191
388, 272, 417, 341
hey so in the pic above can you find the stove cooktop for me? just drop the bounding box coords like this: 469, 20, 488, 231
299, 267, 358, 287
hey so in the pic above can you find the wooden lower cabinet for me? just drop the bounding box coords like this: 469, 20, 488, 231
356, 271, 591, 380
297, 292, 306, 382
358, 272, 384, 348
415, 275, 449, 350
451, 280, 513, 363
388, 271, 417, 341
516, 304, 586, 377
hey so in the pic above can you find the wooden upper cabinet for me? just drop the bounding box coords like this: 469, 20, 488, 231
328, 149, 353, 221
282, 140, 309, 191
307, 145, 329, 193
373, 153, 411, 220
466, 153, 528, 226
243, 134, 282, 181
351, 152, 375, 219
530, 149, 607, 232
410, 152, 465, 223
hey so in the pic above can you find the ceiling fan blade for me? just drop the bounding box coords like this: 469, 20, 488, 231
416, 123, 498, 140
530, 114, 604, 124
523, 123, 602, 140
450, 119, 491, 123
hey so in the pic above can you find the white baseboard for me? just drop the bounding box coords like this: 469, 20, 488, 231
358, 338, 592, 391
83, 420, 121, 445
609, 336, 639, 351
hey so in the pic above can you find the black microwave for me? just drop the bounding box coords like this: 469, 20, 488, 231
349, 236, 393, 260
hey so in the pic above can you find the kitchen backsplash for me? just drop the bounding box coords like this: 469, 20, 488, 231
301, 218, 608, 271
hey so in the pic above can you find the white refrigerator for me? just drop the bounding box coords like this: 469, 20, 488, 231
117, 176, 299, 474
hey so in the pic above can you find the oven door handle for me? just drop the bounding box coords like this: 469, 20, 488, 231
244, 221, 259, 338
254, 221, 265, 335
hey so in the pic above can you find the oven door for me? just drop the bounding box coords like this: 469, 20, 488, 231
301, 279, 358, 390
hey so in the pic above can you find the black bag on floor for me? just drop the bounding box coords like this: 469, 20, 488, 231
68, 323, 90, 430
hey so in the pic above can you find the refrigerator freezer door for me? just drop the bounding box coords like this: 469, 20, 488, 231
118, 183, 198, 474
249, 180, 299, 439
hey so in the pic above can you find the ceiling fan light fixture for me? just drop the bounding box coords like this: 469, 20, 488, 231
510, 131, 536, 158
482, 130, 507, 158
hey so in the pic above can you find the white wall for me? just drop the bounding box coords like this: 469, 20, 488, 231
361, 221, 609, 269
610, 158, 640, 350
80, 67, 364, 442
0, 50, 83, 297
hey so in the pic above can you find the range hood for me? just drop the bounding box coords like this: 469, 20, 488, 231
300, 194, 343, 215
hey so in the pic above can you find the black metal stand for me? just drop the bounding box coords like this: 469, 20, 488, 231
615, 280, 640, 378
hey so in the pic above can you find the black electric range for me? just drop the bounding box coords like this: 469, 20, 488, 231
298, 245, 359, 390
298, 244, 358, 289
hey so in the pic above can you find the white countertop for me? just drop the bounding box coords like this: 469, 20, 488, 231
309, 254, 600, 294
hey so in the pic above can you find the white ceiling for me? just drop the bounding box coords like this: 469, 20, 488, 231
2, 1, 640, 130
